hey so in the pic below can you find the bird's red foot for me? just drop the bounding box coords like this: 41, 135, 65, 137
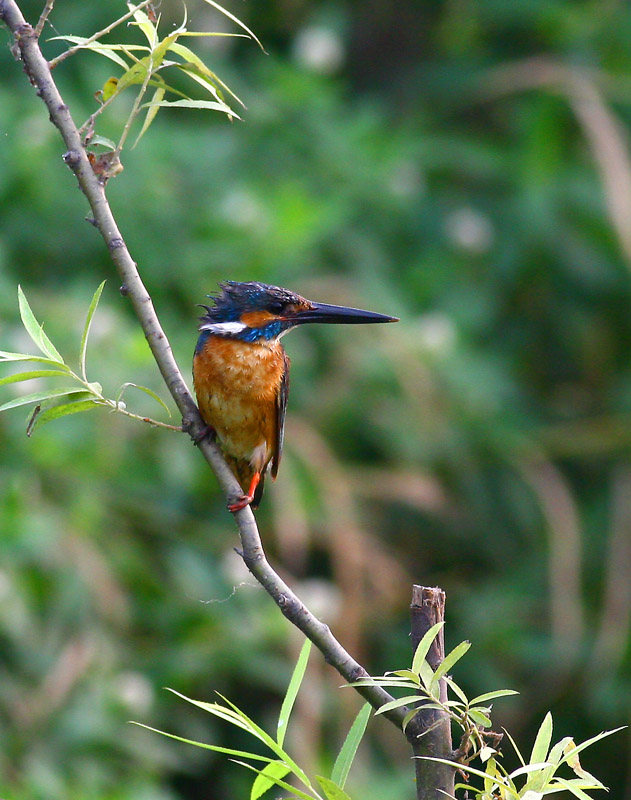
227, 472, 261, 513
227, 494, 254, 513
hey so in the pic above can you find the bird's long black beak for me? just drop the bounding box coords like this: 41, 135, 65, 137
290, 301, 399, 326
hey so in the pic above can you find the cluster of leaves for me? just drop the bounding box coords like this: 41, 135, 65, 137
0, 284, 172, 433
354, 623, 621, 800
140, 631, 620, 800
49, 0, 261, 170
137, 640, 372, 800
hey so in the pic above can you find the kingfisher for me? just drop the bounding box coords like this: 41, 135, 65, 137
192, 281, 398, 513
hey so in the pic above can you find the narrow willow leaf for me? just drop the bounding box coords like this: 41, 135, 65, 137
48, 36, 138, 68
116, 382, 171, 416
169, 41, 245, 105
231, 761, 317, 800
468, 708, 492, 728
387, 669, 420, 685
277, 639, 311, 747
549, 779, 594, 800
415, 757, 516, 794
27, 399, 100, 436
530, 713, 553, 765
431, 640, 471, 686
0, 387, 86, 413
411, 621, 444, 675
130, 722, 275, 762
316, 775, 352, 800
128, 4, 158, 47
79, 281, 106, 381
90, 134, 117, 149
469, 689, 519, 705
199, 0, 265, 51
374, 695, 426, 716
508, 762, 552, 780
0, 370, 71, 386
143, 98, 239, 118
18, 286, 64, 363
331, 702, 370, 789
443, 676, 469, 704
558, 727, 626, 767
133, 86, 165, 148
547, 736, 574, 766
401, 707, 420, 732
502, 726, 526, 767
251, 760, 292, 800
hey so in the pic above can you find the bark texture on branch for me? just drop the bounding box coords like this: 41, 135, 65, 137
410, 586, 456, 800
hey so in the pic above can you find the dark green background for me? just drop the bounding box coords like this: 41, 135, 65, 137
1, 1, 630, 797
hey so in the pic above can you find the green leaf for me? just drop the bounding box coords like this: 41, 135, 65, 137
443, 675, 469, 704
232, 762, 317, 800
502, 726, 526, 767
251, 760, 292, 800
558, 727, 626, 768
128, 4, 158, 47
0, 387, 88, 413
316, 776, 352, 800
277, 639, 311, 747
199, 0, 265, 51
530, 713, 553, 765
142, 98, 239, 118
130, 722, 275, 763
331, 702, 371, 789
133, 85, 165, 148
18, 286, 64, 363
79, 281, 106, 381
168, 42, 244, 106
411, 621, 444, 675
374, 695, 427, 716
0, 370, 72, 386
431, 640, 471, 686
387, 669, 420, 685
27, 399, 101, 436
469, 689, 519, 705
468, 708, 492, 728
116, 382, 172, 416
48, 36, 140, 68
550, 778, 595, 800
90, 134, 117, 149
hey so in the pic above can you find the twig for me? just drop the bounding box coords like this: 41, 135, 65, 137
0, 0, 417, 733
34, 0, 54, 38
48, 0, 154, 69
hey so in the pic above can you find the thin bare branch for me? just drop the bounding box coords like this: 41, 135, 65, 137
0, 0, 421, 735
34, 0, 54, 38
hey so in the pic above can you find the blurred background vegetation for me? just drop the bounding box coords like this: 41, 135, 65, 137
1, 0, 631, 798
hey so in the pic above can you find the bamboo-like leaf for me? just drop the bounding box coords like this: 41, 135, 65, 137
387, 669, 420, 685
27, 399, 101, 436
431, 640, 471, 687
502, 726, 526, 767
0, 387, 87, 413
128, 3, 158, 47
0, 370, 71, 386
331, 702, 370, 789
90, 134, 118, 150
116, 382, 172, 416
79, 281, 105, 381
558, 727, 626, 768
547, 736, 574, 766
415, 757, 519, 797
169, 42, 244, 106
374, 695, 426, 716
251, 760, 292, 800
199, 0, 265, 51
133, 86, 165, 148
469, 689, 519, 705
550, 778, 596, 800
0, 351, 69, 366
277, 639, 311, 747
508, 762, 552, 780
48, 36, 143, 68
18, 286, 64, 363
529, 713, 553, 765
232, 760, 319, 800
411, 621, 444, 675
142, 98, 239, 118
443, 676, 469, 704
130, 722, 275, 762
316, 775, 352, 800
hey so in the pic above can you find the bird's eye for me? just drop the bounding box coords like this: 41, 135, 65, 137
268, 301, 285, 315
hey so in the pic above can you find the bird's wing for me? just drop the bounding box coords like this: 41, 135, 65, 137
271, 351, 290, 479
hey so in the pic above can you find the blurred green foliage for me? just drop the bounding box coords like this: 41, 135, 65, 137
1, 1, 631, 798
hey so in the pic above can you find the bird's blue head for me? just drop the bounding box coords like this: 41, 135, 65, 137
197, 281, 398, 347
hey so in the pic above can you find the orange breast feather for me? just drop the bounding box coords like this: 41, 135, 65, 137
193, 335, 286, 483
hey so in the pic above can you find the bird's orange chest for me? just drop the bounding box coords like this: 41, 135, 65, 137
192, 334, 286, 463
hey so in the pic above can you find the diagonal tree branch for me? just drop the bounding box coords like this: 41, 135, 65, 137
0, 0, 422, 736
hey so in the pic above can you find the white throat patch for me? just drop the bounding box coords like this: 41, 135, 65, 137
199, 321, 248, 335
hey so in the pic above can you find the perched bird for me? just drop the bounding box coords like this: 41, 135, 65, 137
193, 281, 398, 512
